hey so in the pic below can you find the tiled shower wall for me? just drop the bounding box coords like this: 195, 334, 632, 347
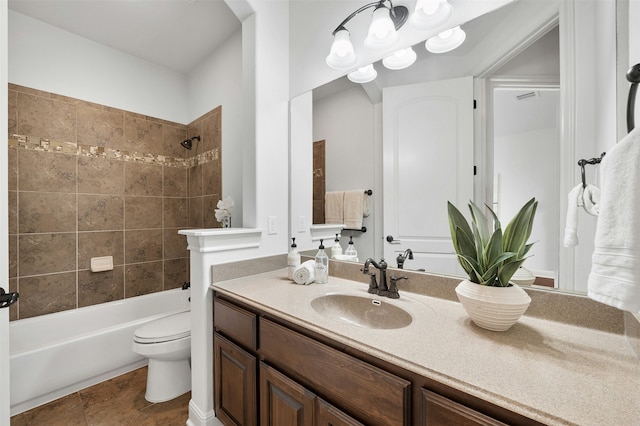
7, 84, 222, 320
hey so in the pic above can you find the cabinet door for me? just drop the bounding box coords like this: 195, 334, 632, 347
260, 362, 315, 426
214, 333, 257, 426
316, 398, 364, 426
422, 389, 508, 426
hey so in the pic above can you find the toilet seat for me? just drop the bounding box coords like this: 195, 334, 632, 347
134, 311, 190, 344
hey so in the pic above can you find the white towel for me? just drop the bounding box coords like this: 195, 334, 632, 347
363, 193, 371, 217
325, 191, 344, 224
344, 190, 364, 229
582, 184, 601, 216
564, 184, 601, 247
564, 184, 583, 247
588, 128, 640, 312
293, 260, 315, 285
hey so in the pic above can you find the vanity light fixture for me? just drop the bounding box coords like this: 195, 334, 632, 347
382, 46, 417, 70
425, 26, 466, 53
348, 64, 378, 84
327, 0, 464, 82
411, 0, 453, 30
326, 0, 410, 69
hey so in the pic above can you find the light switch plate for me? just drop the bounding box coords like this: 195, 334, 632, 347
268, 216, 277, 234
298, 216, 306, 233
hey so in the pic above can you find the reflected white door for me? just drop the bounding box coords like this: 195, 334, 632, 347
382, 77, 474, 274
1, 3, 10, 422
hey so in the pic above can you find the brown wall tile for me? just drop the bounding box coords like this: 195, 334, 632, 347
8, 190, 17, 235
203, 195, 219, 228
164, 229, 188, 260
78, 157, 125, 194
124, 114, 162, 156
78, 231, 124, 270
78, 194, 124, 231
9, 235, 17, 279
8, 278, 17, 321
19, 192, 76, 233
18, 93, 77, 142
188, 196, 203, 228
77, 103, 124, 149
125, 162, 162, 196
18, 272, 77, 318
164, 197, 188, 228
125, 229, 163, 263
188, 164, 203, 197
164, 258, 189, 290
163, 166, 187, 197
8, 146, 17, 190
125, 196, 163, 229
19, 233, 76, 276
18, 150, 76, 192
202, 161, 221, 196
163, 125, 188, 158
78, 266, 125, 308
125, 262, 163, 297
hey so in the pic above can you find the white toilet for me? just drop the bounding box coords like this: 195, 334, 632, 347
132, 311, 191, 403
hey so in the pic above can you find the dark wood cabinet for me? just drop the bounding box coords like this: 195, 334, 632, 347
421, 389, 508, 426
213, 293, 537, 426
259, 361, 316, 426
213, 334, 257, 426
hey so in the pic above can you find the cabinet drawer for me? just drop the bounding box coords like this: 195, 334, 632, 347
422, 389, 508, 426
214, 297, 257, 351
259, 318, 411, 426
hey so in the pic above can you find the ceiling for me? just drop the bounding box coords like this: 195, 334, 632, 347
7, 0, 241, 74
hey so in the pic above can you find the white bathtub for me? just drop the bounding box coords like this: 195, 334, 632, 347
9, 288, 191, 416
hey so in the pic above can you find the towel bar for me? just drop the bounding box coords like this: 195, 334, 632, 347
627, 63, 640, 133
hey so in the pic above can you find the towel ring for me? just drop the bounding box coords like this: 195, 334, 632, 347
577, 153, 606, 188
627, 63, 640, 133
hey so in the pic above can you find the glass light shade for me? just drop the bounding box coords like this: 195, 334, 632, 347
326, 29, 357, 69
348, 64, 377, 84
425, 26, 466, 53
411, 0, 452, 30
382, 47, 417, 70
364, 6, 398, 50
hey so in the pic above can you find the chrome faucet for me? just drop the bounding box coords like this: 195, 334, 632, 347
362, 258, 389, 296
396, 248, 414, 269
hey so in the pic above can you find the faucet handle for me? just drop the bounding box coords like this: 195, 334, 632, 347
367, 273, 378, 294
388, 275, 408, 299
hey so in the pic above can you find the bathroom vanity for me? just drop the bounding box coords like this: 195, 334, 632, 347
211, 269, 640, 426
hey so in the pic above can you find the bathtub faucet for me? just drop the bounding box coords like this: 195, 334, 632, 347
181, 282, 190, 290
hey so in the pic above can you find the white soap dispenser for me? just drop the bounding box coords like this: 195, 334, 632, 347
331, 234, 342, 259
314, 239, 329, 284
345, 236, 358, 261
287, 237, 300, 280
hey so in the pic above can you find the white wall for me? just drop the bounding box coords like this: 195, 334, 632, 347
8, 10, 189, 124
188, 29, 244, 225
313, 85, 376, 258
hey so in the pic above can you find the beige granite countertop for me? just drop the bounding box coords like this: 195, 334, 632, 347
212, 269, 640, 426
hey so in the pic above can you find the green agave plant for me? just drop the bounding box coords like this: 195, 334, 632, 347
447, 198, 538, 287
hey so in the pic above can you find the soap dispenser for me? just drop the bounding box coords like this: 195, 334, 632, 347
331, 234, 342, 259
287, 237, 300, 280
345, 236, 358, 261
314, 239, 329, 284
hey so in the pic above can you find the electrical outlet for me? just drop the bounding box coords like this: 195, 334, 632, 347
268, 216, 277, 235
298, 216, 306, 233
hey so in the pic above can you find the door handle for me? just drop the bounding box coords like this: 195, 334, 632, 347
0, 288, 19, 309
386, 235, 401, 244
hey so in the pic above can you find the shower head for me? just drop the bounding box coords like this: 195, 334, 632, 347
180, 135, 201, 150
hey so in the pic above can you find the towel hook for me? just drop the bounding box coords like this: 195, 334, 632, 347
627, 63, 640, 133
577, 153, 606, 188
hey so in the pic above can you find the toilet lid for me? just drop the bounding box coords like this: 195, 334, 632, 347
134, 311, 191, 343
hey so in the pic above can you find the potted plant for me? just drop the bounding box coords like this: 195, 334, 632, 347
447, 198, 538, 331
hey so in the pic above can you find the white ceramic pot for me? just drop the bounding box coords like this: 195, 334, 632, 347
455, 279, 531, 331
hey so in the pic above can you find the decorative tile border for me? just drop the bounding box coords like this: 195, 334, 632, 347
8, 134, 218, 169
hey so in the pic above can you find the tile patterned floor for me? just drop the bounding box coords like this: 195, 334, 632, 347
10, 367, 197, 425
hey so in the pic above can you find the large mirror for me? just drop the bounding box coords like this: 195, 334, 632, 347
298, 0, 626, 294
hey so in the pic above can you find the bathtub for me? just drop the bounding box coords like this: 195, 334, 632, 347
9, 288, 191, 416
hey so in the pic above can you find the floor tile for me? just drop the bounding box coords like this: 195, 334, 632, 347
11, 393, 87, 426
